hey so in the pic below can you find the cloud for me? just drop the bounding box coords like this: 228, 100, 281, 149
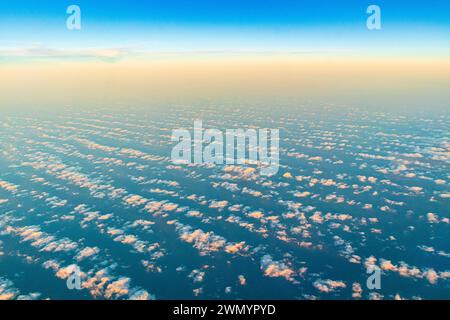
0, 278, 19, 300
129, 289, 155, 300
208, 200, 229, 210
424, 269, 439, 285
309, 212, 324, 224
124, 194, 148, 207
56, 264, 82, 280
427, 213, 439, 223
352, 283, 362, 299
76, 247, 100, 262
294, 191, 310, 198
247, 211, 264, 219
177, 224, 227, 256
260, 255, 295, 282
8, 225, 78, 252
380, 259, 398, 272
82, 268, 112, 298
0, 45, 130, 62
104, 277, 130, 299
314, 279, 347, 293
189, 269, 206, 283
41, 238, 78, 253
283, 172, 293, 179
0, 277, 42, 300
225, 241, 248, 254
0, 180, 18, 193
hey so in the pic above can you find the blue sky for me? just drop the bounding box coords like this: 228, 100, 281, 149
1, 0, 449, 27
0, 0, 449, 56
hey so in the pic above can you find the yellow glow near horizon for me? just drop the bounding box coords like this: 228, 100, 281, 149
1, 56, 449, 109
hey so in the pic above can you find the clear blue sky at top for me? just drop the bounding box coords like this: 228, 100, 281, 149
1, 0, 449, 27
0, 1, 449, 54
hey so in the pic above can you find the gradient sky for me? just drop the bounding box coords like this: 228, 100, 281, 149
0, 0, 449, 58
1, 1, 449, 110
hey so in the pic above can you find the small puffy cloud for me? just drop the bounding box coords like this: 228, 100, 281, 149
260, 255, 295, 282
427, 213, 439, 223
314, 279, 346, 293
424, 269, 439, 285
283, 172, 293, 179
76, 247, 100, 262
225, 241, 247, 254
104, 277, 130, 299
0, 278, 19, 300
380, 259, 398, 272
177, 224, 226, 256
124, 194, 148, 207
129, 289, 154, 300
309, 212, 324, 224
56, 264, 81, 280
352, 283, 362, 299
189, 269, 206, 283
0, 180, 18, 193
238, 275, 246, 286
247, 211, 264, 219
294, 191, 310, 198
209, 200, 228, 210
41, 238, 78, 253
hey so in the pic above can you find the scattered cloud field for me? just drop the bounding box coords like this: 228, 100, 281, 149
0, 104, 448, 300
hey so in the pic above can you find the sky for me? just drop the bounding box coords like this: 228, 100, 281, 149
0, 1, 449, 109
0, 0, 449, 58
